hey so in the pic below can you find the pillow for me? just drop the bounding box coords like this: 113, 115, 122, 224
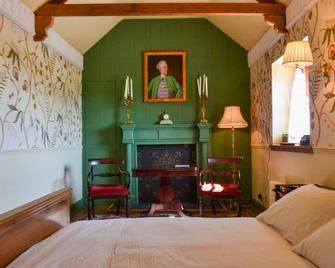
256, 184, 335, 244
292, 218, 335, 268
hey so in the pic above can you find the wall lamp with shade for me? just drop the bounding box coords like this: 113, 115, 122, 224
282, 40, 313, 72
218, 106, 248, 156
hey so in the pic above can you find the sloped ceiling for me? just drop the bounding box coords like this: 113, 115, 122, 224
21, 0, 291, 54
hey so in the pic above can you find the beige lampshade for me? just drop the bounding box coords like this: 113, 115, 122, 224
218, 106, 248, 129
282, 41, 313, 68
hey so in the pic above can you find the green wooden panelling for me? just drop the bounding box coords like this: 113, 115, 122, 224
83, 18, 251, 204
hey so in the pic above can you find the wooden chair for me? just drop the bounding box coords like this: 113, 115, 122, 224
198, 156, 243, 217
87, 158, 130, 219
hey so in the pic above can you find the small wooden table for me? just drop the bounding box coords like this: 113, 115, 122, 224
132, 167, 198, 217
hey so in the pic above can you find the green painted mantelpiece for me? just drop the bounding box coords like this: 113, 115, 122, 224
120, 123, 212, 206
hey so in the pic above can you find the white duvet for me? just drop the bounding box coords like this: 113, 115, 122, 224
9, 217, 315, 268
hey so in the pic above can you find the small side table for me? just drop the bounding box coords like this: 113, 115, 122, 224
132, 167, 198, 217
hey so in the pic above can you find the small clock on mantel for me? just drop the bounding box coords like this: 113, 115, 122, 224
160, 111, 173, 125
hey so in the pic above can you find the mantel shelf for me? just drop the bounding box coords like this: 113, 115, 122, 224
120, 123, 212, 145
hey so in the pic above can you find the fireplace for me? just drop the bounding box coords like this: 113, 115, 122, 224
137, 144, 197, 204
121, 123, 212, 207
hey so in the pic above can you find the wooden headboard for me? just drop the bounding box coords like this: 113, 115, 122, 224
0, 187, 71, 267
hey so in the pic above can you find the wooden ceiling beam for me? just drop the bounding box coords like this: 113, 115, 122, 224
35, 3, 286, 17
34, 2, 287, 41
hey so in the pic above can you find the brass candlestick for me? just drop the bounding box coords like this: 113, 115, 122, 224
124, 95, 134, 125
199, 95, 208, 124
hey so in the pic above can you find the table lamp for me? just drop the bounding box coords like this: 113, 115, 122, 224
218, 106, 248, 156
282, 40, 313, 72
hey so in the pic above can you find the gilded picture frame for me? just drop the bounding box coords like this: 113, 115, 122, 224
144, 51, 186, 103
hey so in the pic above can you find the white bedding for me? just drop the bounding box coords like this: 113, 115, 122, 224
9, 217, 315, 268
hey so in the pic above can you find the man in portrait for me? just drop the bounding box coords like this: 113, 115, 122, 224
148, 60, 182, 99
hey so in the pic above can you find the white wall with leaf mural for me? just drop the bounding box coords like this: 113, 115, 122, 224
0, 15, 81, 151
0, 14, 82, 214
250, 0, 335, 207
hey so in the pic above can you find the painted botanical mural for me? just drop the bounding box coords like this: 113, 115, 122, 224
251, 0, 335, 148
0, 16, 82, 151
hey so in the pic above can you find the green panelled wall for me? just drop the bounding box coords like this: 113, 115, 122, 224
83, 18, 251, 203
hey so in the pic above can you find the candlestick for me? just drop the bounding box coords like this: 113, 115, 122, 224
197, 74, 208, 124
124, 95, 134, 125
123, 76, 133, 125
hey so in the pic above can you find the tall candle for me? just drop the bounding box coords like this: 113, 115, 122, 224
199, 76, 202, 96
197, 78, 201, 96
130, 78, 133, 99
124, 76, 129, 98
203, 74, 206, 96
207, 75, 209, 97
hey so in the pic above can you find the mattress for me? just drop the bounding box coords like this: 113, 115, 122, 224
8, 217, 315, 268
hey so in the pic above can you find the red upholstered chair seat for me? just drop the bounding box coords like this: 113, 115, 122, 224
89, 184, 129, 198
200, 182, 240, 197
198, 157, 243, 217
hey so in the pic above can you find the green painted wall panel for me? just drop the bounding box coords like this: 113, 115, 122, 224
83, 18, 251, 202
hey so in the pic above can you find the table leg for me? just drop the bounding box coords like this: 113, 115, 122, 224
156, 177, 175, 203
145, 176, 188, 217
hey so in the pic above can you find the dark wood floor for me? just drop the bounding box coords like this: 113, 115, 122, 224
71, 203, 260, 222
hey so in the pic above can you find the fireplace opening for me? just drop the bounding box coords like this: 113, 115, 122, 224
137, 144, 197, 205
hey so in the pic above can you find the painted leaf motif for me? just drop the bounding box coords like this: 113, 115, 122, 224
324, 92, 335, 99
42, 43, 49, 61
330, 101, 335, 113
322, 30, 328, 45
8, 104, 17, 111
6, 49, 20, 70
0, 75, 8, 99
308, 11, 312, 20
13, 111, 22, 123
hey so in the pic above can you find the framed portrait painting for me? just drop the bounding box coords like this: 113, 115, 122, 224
144, 51, 186, 103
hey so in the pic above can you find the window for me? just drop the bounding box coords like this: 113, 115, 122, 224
272, 48, 310, 144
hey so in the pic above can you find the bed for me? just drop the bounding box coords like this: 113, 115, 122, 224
7, 217, 315, 268
1, 186, 331, 268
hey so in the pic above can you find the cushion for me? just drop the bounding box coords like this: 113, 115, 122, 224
256, 184, 335, 245
89, 184, 129, 198
199, 182, 240, 197
292, 218, 335, 268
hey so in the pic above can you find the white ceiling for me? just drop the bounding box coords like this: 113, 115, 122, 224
21, 0, 291, 54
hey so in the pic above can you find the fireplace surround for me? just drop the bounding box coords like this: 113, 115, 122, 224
121, 123, 212, 206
